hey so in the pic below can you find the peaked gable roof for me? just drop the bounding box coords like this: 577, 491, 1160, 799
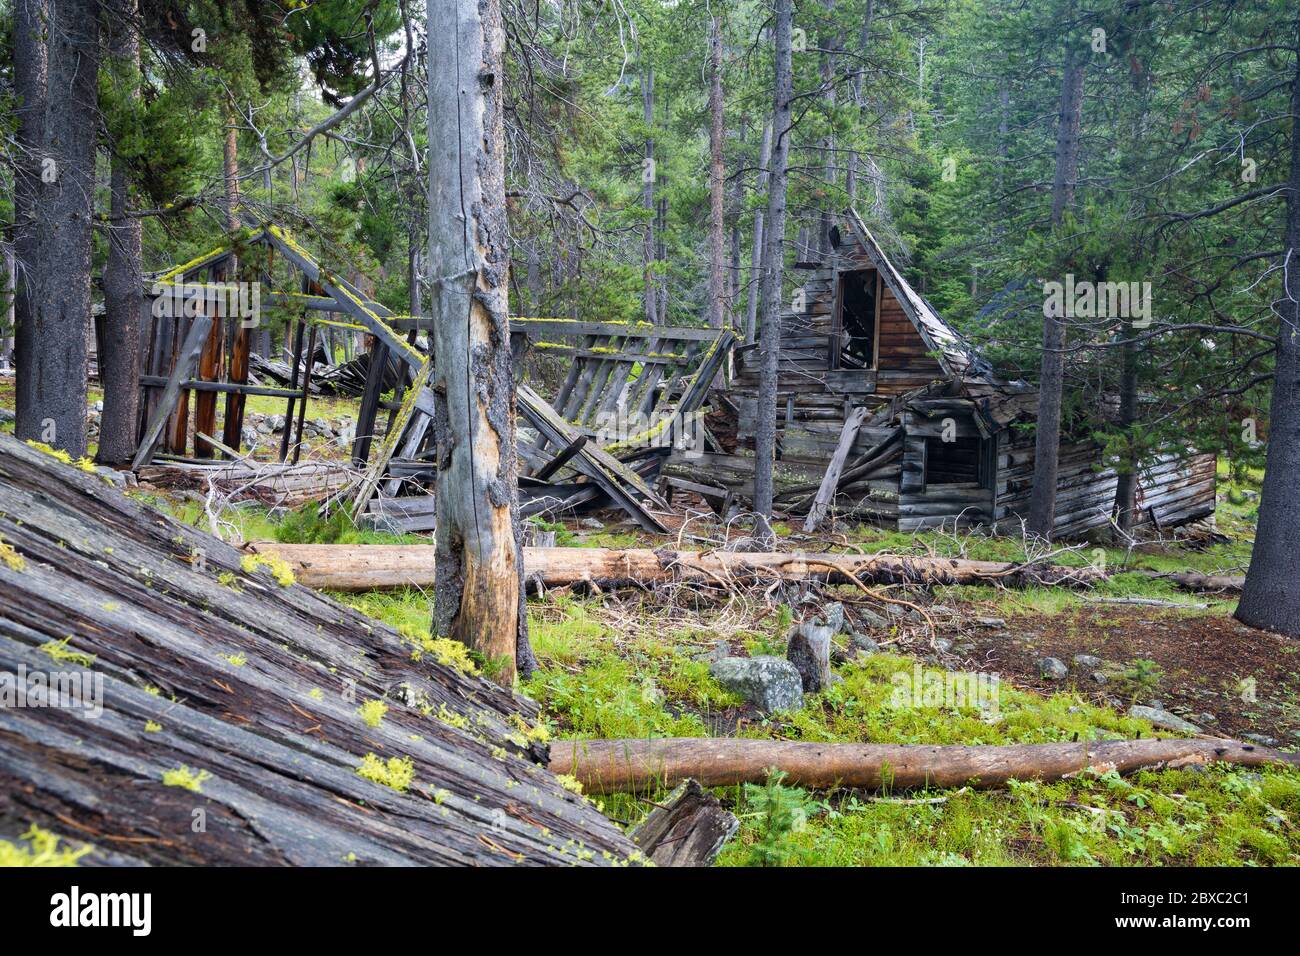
841, 208, 990, 380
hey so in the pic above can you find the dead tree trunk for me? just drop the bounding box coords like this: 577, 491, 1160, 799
21, 0, 99, 457
11, 0, 46, 421
744, 120, 773, 344
220, 113, 251, 456
427, 0, 532, 683
254, 543, 1109, 592
97, 1, 142, 466
752, 0, 794, 545
1027, 36, 1087, 539
1237, 14, 1300, 639
642, 65, 657, 326
550, 737, 1300, 795
707, 16, 727, 331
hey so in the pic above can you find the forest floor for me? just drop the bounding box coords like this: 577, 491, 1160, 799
2, 374, 1298, 866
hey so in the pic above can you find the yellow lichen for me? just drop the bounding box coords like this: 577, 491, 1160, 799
0, 535, 25, 572
556, 774, 584, 795
356, 753, 415, 792
38, 638, 95, 667
408, 633, 477, 674
144, 720, 163, 733
240, 553, 296, 587
220, 652, 248, 667
0, 825, 92, 867
356, 699, 388, 728
162, 765, 212, 792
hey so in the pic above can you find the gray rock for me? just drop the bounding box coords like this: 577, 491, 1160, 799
973, 616, 1006, 629
579, 517, 605, 530
1196, 713, 1218, 725
849, 631, 880, 655
1038, 657, 1068, 680
1243, 733, 1279, 747
693, 639, 731, 664
856, 608, 890, 630
786, 621, 834, 693
1129, 705, 1202, 735
1072, 654, 1104, 669
1089, 671, 1108, 685
710, 656, 804, 714
819, 602, 846, 635
933, 638, 953, 654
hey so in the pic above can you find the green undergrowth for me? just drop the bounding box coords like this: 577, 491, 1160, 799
523, 596, 1300, 867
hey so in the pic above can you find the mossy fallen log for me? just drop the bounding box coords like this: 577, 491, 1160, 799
0, 435, 636, 866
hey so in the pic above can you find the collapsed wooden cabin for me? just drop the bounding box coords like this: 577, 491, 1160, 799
127, 220, 730, 533
0, 435, 636, 865
687, 209, 1216, 536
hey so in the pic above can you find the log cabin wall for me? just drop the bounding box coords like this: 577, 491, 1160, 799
992, 427, 1216, 537
733, 238, 944, 463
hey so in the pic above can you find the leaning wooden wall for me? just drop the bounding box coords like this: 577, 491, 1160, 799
993, 429, 1216, 537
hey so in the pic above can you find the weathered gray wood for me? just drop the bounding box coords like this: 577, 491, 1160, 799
0, 435, 635, 865
804, 405, 868, 532
627, 779, 739, 867
130, 314, 214, 470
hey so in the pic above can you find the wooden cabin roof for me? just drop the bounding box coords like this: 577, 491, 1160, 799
841, 209, 991, 381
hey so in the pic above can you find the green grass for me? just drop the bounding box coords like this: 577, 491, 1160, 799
518, 596, 1300, 866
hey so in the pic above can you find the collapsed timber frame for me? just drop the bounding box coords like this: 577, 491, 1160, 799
684, 209, 1217, 536
127, 220, 733, 532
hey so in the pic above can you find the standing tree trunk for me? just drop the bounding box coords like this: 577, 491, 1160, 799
427, 0, 533, 683
1112, 321, 1140, 537
21, 0, 99, 458
98, 1, 143, 466
221, 110, 254, 455
1027, 38, 1086, 539
1237, 16, 1300, 639
707, 15, 727, 330
745, 120, 773, 344
752, 0, 794, 545
642, 66, 657, 326
12, 0, 47, 444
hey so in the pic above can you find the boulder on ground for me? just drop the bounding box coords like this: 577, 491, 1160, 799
709, 656, 804, 714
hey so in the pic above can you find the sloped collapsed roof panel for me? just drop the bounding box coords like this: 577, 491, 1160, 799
841, 208, 990, 380
0, 435, 637, 866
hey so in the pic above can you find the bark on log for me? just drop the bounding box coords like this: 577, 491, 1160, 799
0, 434, 633, 866
251, 542, 1109, 591
628, 778, 738, 867
549, 737, 1300, 795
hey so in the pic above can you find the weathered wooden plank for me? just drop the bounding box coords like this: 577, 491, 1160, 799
0, 435, 636, 866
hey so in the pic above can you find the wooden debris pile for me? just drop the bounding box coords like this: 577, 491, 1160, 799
0, 435, 636, 866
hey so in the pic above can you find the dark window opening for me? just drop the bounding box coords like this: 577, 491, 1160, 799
837, 269, 878, 369
923, 435, 982, 485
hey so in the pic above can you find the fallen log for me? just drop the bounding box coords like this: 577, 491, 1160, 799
1137, 570, 1245, 593
548, 737, 1300, 795
250, 542, 1109, 591
0, 434, 634, 866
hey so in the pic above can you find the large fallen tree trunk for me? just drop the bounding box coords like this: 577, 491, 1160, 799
548, 737, 1300, 795
250, 543, 1108, 591
0, 435, 634, 866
